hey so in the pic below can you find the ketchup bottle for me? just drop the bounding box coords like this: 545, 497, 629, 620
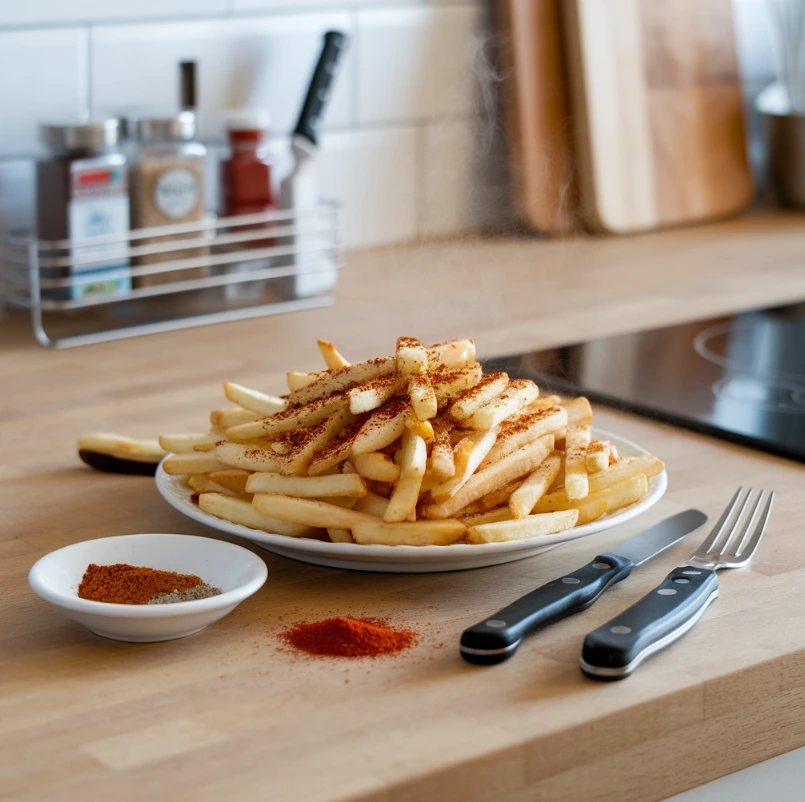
222, 111, 275, 217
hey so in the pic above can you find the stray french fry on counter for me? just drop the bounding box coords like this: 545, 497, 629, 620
136, 336, 663, 545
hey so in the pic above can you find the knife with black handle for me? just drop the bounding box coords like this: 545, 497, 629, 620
460, 509, 707, 665
293, 31, 348, 147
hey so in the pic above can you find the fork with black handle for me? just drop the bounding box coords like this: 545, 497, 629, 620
580, 487, 775, 680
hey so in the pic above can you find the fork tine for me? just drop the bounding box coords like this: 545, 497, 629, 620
731, 490, 775, 564
693, 487, 746, 559
719, 488, 763, 558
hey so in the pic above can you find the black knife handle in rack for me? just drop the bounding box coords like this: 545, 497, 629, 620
293, 31, 348, 146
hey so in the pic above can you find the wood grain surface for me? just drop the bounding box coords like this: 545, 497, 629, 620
564, 0, 753, 234
3, 213, 805, 802
499, 0, 579, 234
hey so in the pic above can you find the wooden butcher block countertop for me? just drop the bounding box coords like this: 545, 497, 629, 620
3, 212, 805, 802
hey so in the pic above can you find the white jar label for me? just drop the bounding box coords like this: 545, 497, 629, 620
154, 167, 199, 219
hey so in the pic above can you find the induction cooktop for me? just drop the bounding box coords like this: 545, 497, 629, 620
484, 302, 805, 463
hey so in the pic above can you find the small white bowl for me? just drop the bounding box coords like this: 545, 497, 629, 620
28, 533, 267, 643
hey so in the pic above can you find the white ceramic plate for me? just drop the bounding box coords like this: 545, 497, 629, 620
29, 533, 267, 642
156, 428, 667, 573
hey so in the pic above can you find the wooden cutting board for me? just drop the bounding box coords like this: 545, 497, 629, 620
499, 0, 579, 234
564, 0, 753, 234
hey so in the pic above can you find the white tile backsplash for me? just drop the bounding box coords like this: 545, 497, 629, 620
91, 12, 355, 140
357, 4, 488, 124
318, 127, 418, 247
0, 28, 88, 157
419, 117, 512, 239
0, 0, 227, 28
234, 0, 424, 11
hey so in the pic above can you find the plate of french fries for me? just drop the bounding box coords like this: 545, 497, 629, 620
155, 337, 667, 573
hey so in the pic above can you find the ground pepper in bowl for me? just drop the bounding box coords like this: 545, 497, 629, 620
280, 617, 417, 658
77, 563, 221, 604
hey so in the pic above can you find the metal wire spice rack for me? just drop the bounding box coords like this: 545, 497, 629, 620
0, 202, 342, 348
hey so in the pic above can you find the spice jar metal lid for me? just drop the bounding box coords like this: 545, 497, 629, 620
40, 119, 121, 153
133, 110, 198, 144
226, 109, 271, 132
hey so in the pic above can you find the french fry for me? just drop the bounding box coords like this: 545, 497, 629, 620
288, 356, 397, 406
352, 452, 400, 483
480, 406, 567, 468
351, 399, 410, 457
188, 474, 237, 495
431, 428, 497, 502
448, 372, 509, 423
575, 497, 608, 525
477, 479, 524, 512
317, 340, 350, 369
460, 507, 513, 526
223, 382, 288, 416
159, 433, 220, 453
432, 364, 483, 406
508, 452, 562, 519
210, 407, 260, 428
564, 396, 593, 425
252, 494, 376, 529
321, 495, 359, 510
348, 374, 405, 415
215, 441, 285, 472
383, 428, 427, 523
227, 393, 347, 440
77, 433, 165, 462
199, 493, 318, 538
353, 491, 390, 517
281, 409, 354, 476
287, 371, 317, 391
564, 423, 591, 500
467, 509, 578, 544
423, 435, 554, 519
396, 336, 428, 378
245, 472, 366, 497
404, 413, 434, 443
163, 452, 223, 475
430, 420, 455, 480
209, 470, 251, 495
525, 395, 562, 411
409, 374, 437, 420
468, 379, 539, 430
586, 440, 611, 473
327, 527, 354, 543
533, 473, 648, 516
352, 519, 466, 546
307, 418, 366, 476
426, 338, 476, 369
543, 455, 663, 502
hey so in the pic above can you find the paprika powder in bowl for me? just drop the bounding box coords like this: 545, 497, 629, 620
28, 534, 267, 643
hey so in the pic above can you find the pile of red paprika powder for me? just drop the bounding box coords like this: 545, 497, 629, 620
280, 617, 417, 659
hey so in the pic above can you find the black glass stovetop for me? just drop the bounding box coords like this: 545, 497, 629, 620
485, 302, 805, 464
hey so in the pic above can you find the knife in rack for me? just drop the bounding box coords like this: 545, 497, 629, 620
280, 30, 348, 299
459, 509, 707, 665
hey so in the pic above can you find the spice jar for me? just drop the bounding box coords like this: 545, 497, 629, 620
219, 110, 276, 299
221, 110, 275, 217
36, 119, 131, 301
128, 111, 208, 287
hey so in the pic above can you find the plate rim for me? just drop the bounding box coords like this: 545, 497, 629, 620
155, 427, 667, 566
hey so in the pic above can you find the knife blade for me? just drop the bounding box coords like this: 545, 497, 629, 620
459, 509, 707, 665
280, 30, 348, 299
